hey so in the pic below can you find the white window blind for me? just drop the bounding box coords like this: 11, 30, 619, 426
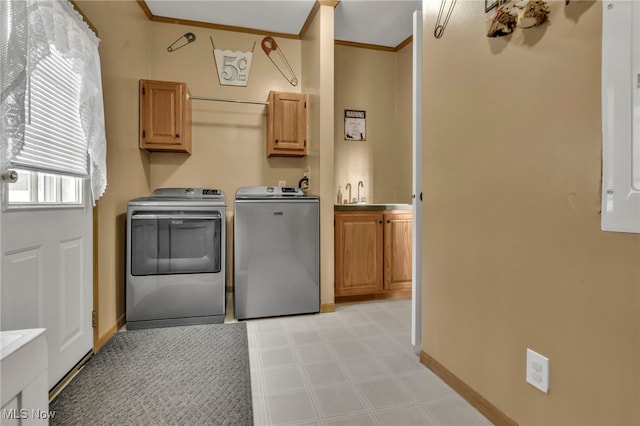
13, 47, 87, 177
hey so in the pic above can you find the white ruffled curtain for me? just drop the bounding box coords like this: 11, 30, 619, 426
0, 0, 107, 204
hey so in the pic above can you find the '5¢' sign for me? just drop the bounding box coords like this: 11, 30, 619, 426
213, 49, 253, 87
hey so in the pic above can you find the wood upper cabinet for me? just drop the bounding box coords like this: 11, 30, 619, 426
383, 212, 413, 291
335, 209, 412, 300
267, 91, 308, 157
139, 79, 191, 154
334, 211, 383, 297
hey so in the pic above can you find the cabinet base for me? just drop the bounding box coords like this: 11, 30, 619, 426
335, 289, 411, 304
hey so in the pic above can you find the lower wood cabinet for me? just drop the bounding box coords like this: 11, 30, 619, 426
335, 209, 412, 302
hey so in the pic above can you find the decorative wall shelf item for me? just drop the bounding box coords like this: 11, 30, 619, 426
167, 32, 196, 52
487, 2, 518, 37
211, 37, 254, 87
261, 36, 298, 86
518, 0, 550, 28
486, 0, 550, 37
344, 110, 366, 141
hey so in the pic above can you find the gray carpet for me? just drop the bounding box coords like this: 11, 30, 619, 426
50, 323, 253, 426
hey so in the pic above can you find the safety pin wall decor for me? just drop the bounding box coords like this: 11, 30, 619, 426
261, 36, 298, 86
167, 32, 196, 52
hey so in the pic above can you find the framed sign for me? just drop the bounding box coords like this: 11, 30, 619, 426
213, 49, 253, 86
344, 110, 366, 141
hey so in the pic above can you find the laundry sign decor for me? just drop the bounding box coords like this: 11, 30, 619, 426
211, 37, 254, 87
344, 110, 366, 141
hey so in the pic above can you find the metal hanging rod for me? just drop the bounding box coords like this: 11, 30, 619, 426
187, 94, 268, 106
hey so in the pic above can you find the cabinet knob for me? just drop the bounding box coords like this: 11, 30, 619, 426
378, 220, 382, 224
275, 139, 279, 144
387, 220, 390, 223
175, 133, 180, 138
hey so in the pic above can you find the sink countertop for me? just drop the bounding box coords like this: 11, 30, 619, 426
1, 328, 46, 361
334, 203, 412, 211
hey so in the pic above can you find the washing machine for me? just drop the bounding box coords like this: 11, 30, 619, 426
234, 186, 319, 320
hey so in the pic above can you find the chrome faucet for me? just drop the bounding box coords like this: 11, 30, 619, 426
357, 181, 364, 203
345, 183, 351, 204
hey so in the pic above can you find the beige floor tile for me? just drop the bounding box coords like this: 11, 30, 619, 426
376, 404, 438, 426
325, 413, 379, 426
336, 311, 372, 327
425, 399, 491, 426
262, 364, 306, 395
304, 360, 349, 387
360, 335, 407, 355
319, 326, 357, 341
290, 329, 324, 346
364, 309, 399, 322
340, 354, 393, 381
265, 390, 317, 425
376, 352, 425, 375
376, 319, 411, 335
261, 346, 296, 369
296, 341, 334, 365
356, 377, 411, 408
396, 371, 457, 402
258, 330, 289, 349
313, 383, 367, 417
349, 323, 386, 338
330, 339, 371, 358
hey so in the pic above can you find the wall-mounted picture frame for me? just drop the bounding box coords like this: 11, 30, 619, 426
344, 110, 366, 141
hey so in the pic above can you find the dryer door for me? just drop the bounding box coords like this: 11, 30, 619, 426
131, 212, 222, 275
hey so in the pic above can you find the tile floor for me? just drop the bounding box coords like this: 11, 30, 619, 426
243, 300, 492, 426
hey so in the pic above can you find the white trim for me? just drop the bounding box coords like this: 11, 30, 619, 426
411, 9, 423, 349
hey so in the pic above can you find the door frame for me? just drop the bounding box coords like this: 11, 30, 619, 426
92, 205, 99, 352
411, 9, 423, 350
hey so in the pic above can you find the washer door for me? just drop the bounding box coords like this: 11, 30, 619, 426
131, 212, 221, 275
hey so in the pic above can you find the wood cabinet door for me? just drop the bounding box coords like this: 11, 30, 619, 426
139, 80, 191, 153
383, 211, 413, 291
335, 212, 383, 296
267, 91, 308, 157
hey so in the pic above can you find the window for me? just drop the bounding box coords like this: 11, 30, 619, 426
6, 45, 86, 208
601, 1, 640, 233
0, 0, 107, 207
7, 169, 83, 207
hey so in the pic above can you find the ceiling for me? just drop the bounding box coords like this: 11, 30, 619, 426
143, 0, 422, 49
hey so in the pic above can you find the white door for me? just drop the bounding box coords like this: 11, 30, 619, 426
1, 178, 93, 390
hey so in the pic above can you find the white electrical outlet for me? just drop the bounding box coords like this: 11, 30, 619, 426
526, 348, 550, 393
278, 180, 286, 187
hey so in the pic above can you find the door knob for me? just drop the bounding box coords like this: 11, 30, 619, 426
2, 170, 18, 183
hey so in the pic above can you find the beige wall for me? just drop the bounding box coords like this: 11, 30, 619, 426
334, 44, 412, 204
77, 0, 151, 339
146, 23, 306, 195
302, 4, 335, 307
422, 1, 640, 424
